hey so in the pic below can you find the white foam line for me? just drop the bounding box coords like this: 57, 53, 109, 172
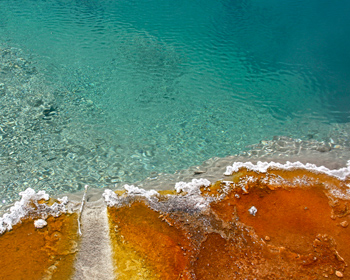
224, 160, 350, 180
175, 178, 211, 194
103, 178, 212, 211
0, 188, 68, 235
103, 185, 159, 207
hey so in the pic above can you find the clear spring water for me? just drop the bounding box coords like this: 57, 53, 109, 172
0, 0, 350, 202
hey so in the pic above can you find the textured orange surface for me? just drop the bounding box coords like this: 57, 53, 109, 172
108, 201, 194, 279
0, 213, 79, 280
108, 168, 350, 279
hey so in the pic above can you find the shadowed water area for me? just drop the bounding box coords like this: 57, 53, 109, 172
0, 0, 350, 206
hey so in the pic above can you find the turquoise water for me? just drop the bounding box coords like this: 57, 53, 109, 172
0, 0, 350, 202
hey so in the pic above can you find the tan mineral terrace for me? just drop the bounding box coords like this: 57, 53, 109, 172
1, 159, 350, 279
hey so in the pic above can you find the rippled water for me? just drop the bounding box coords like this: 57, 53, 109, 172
0, 0, 350, 203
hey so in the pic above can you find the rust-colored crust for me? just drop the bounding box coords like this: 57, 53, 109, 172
108, 168, 350, 279
0, 213, 79, 280
108, 202, 194, 279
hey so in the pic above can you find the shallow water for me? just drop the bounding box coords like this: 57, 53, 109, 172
0, 0, 350, 204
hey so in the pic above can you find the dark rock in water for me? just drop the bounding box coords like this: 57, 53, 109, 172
43, 105, 57, 118
0, 83, 5, 96
25, 66, 37, 75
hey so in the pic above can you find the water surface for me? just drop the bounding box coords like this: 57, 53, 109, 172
0, 0, 350, 203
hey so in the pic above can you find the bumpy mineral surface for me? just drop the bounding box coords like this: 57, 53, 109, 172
1, 161, 350, 279
0, 189, 79, 280
105, 163, 350, 279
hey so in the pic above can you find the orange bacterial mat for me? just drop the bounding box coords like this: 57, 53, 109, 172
107, 167, 350, 279
0, 192, 79, 280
